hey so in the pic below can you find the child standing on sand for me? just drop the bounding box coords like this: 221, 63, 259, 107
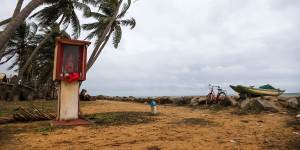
147, 97, 158, 115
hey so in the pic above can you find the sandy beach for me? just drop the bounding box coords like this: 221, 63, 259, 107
0, 100, 299, 150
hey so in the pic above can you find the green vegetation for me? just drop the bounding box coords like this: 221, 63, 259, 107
0, 110, 3, 117
87, 111, 155, 126
35, 125, 56, 134
177, 118, 219, 127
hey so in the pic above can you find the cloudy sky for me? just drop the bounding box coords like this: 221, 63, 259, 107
1, 0, 300, 96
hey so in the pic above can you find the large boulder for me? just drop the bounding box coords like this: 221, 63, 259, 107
262, 96, 278, 101
257, 99, 280, 112
198, 97, 207, 105
190, 97, 199, 106
159, 96, 173, 104
182, 96, 193, 105
239, 97, 280, 113
225, 96, 238, 106
287, 97, 299, 109
278, 96, 290, 102
169, 96, 187, 105
240, 98, 265, 113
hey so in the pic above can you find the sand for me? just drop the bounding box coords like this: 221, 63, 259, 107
0, 100, 299, 150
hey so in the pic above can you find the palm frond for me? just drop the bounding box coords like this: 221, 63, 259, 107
119, 17, 135, 29
70, 10, 81, 39
117, 0, 131, 18
84, 27, 104, 40
81, 0, 98, 6
30, 4, 63, 25
73, 1, 91, 16
112, 25, 122, 48
82, 22, 101, 31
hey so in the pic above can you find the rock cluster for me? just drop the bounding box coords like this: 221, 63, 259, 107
91, 95, 300, 114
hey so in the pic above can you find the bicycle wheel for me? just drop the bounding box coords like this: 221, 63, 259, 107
217, 92, 227, 104
206, 93, 214, 105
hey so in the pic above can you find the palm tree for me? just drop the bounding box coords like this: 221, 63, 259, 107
1, 22, 71, 99
8, 0, 91, 100
0, 0, 47, 53
83, 0, 136, 71
0, 22, 39, 74
30, 0, 92, 39
0, 0, 92, 59
15, 0, 92, 87
30, 24, 70, 98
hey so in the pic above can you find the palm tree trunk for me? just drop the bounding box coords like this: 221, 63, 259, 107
86, 0, 123, 71
13, 0, 24, 17
0, 0, 44, 54
87, 29, 113, 71
0, 0, 24, 60
0, 0, 23, 27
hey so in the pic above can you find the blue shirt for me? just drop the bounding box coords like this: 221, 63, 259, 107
148, 100, 157, 107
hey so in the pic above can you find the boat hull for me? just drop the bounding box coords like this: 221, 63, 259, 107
230, 85, 285, 97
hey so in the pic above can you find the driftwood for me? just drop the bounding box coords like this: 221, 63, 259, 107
0, 117, 14, 124
13, 105, 56, 122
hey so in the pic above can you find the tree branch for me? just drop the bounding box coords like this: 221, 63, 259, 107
0, 18, 11, 27
0, 0, 23, 27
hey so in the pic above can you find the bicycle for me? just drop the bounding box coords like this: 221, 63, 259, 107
206, 84, 227, 105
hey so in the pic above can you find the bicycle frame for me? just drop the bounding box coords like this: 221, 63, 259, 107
206, 84, 227, 104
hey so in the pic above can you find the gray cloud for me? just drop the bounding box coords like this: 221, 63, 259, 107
1, 0, 300, 96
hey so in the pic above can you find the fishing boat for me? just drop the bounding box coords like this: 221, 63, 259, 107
230, 84, 285, 98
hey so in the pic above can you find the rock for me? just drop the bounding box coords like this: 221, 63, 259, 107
182, 96, 193, 104
170, 97, 185, 105
190, 97, 199, 106
158, 96, 173, 104
198, 97, 207, 104
278, 96, 290, 101
226, 97, 238, 106
287, 98, 299, 109
296, 114, 300, 118
239, 98, 265, 113
262, 96, 278, 101
240, 97, 281, 113
95, 95, 106, 100
232, 95, 240, 101
257, 99, 280, 112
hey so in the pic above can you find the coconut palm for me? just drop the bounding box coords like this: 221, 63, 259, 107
31, 0, 92, 39
83, 0, 136, 71
0, 0, 92, 60
30, 24, 70, 98
32, 24, 70, 83
14, 0, 92, 87
1, 22, 71, 99
0, 22, 39, 73
0, 0, 47, 53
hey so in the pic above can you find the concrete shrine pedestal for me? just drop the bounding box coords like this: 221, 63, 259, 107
58, 81, 79, 120
51, 38, 91, 126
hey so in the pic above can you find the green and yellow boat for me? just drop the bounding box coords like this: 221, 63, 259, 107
230, 84, 285, 98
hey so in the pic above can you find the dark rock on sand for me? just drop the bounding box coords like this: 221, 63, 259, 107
286, 97, 299, 109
